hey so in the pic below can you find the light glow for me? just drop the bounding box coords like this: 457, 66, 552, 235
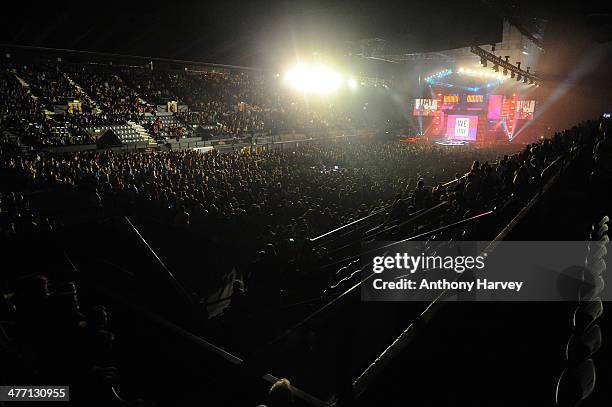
284, 62, 343, 94
458, 66, 507, 81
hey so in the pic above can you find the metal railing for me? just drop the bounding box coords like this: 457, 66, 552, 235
65, 253, 329, 407
539, 155, 565, 196
352, 149, 579, 402
123, 216, 194, 310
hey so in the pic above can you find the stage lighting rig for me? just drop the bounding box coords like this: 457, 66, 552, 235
470, 46, 540, 85
480, 57, 487, 67
492, 55, 502, 72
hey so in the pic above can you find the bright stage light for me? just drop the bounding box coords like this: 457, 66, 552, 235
457, 65, 508, 82
284, 62, 343, 94
348, 77, 358, 90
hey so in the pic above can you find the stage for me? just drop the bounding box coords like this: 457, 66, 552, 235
413, 65, 538, 146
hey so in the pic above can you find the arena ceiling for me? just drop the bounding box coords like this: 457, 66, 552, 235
1, 1, 610, 75
0, 0, 521, 67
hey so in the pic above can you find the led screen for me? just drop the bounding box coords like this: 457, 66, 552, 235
413, 99, 438, 116
487, 95, 504, 120
446, 115, 479, 141
466, 95, 484, 103
516, 100, 536, 120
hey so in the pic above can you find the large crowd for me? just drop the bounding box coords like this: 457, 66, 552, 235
0, 60, 399, 148
1, 114, 609, 405
0, 140, 517, 244
2, 55, 611, 407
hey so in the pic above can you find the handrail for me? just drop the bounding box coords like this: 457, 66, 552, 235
352, 294, 446, 399
539, 155, 565, 196
310, 196, 435, 247
366, 201, 448, 240
320, 207, 429, 257
123, 216, 194, 309
258, 208, 495, 351
352, 149, 578, 400
310, 162, 497, 248
496, 151, 575, 243
403, 210, 494, 241
317, 206, 489, 273
242, 259, 378, 380
242, 209, 495, 403
366, 209, 494, 254
351, 210, 497, 400
440, 160, 501, 189
310, 205, 388, 245
65, 253, 329, 407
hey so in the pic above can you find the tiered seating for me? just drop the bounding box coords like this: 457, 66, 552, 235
2, 60, 404, 147
66, 65, 151, 115
118, 67, 179, 105
156, 113, 180, 127
141, 113, 193, 140
48, 124, 92, 145
0, 67, 69, 147
87, 123, 148, 143
15, 64, 92, 111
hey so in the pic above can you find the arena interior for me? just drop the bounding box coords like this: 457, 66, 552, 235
1, 1, 612, 406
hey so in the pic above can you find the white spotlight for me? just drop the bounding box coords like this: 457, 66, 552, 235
284, 62, 342, 94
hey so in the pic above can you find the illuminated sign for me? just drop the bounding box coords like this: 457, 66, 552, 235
466, 95, 484, 103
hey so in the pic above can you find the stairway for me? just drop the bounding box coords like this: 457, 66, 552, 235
63, 73, 102, 114
127, 121, 156, 145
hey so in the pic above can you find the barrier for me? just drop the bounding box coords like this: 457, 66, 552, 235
66, 254, 328, 407
43, 141, 151, 153
350, 148, 579, 403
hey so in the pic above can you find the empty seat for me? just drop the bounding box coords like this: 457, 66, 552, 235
595, 223, 608, 239
565, 324, 602, 362
587, 258, 606, 275
586, 245, 607, 265
579, 275, 605, 302
555, 359, 596, 407
596, 215, 609, 229
588, 238, 608, 253
572, 298, 603, 332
